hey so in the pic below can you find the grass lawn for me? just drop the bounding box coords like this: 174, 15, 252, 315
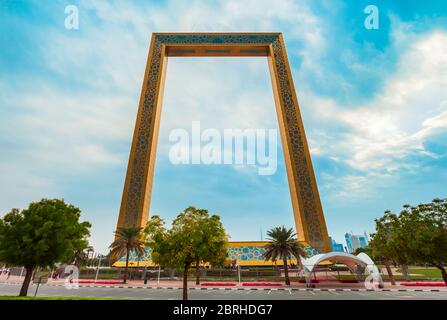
395, 268, 443, 279
79, 273, 122, 279
334, 267, 443, 281
0, 296, 126, 300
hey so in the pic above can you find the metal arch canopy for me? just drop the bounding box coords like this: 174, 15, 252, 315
116, 32, 331, 253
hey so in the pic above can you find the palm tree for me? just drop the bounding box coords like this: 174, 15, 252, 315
69, 246, 93, 267
109, 227, 146, 284
263, 226, 307, 285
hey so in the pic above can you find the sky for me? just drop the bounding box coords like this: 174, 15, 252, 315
1, 0, 447, 253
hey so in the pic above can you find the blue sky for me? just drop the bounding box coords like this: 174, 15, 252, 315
1, 0, 447, 253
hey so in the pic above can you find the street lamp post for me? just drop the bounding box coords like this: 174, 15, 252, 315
236, 253, 241, 285
95, 255, 102, 282
157, 265, 161, 285
238, 264, 241, 285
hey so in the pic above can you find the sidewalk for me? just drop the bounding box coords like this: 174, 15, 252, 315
2, 276, 446, 292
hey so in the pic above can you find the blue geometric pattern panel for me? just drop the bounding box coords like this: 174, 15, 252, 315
117, 243, 319, 263
227, 244, 319, 262
117, 249, 152, 263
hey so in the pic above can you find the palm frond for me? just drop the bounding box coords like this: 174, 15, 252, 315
263, 226, 307, 262
109, 226, 146, 261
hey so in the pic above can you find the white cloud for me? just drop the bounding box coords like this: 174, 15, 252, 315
0, 162, 56, 216
1, 86, 130, 171
302, 29, 447, 198
413, 107, 447, 141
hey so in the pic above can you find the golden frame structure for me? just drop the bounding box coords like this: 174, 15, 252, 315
117, 33, 331, 253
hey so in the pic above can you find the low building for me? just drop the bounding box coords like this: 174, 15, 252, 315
112, 241, 320, 268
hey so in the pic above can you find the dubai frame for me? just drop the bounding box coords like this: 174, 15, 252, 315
116, 33, 331, 253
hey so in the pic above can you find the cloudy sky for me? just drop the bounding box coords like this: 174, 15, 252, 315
1, 0, 446, 253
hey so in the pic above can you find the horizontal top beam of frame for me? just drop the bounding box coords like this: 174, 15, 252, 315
165, 44, 271, 57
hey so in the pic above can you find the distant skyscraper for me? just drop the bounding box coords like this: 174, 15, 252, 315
358, 235, 368, 248
344, 233, 353, 253
329, 236, 344, 252
345, 232, 369, 253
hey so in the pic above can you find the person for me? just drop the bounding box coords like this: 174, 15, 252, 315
144, 271, 148, 285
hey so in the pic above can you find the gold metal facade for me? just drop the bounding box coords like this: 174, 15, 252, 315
117, 33, 331, 253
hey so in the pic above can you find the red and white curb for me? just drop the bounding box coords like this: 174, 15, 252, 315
1, 281, 444, 292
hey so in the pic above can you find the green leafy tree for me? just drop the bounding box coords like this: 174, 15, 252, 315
144, 215, 166, 245
262, 226, 307, 285
146, 207, 228, 300
109, 227, 146, 284
0, 199, 91, 296
369, 212, 398, 285
179, 208, 228, 285
371, 199, 447, 285
399, 198, 447, 284
353, 246, 372, 256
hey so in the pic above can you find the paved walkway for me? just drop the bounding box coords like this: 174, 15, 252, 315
1, 275, 446, 292
1, 282, 447, 300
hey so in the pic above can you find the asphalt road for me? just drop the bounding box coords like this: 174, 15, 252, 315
1, 283, 447, 300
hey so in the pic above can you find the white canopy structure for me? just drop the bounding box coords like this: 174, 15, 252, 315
300, 252, 383, 288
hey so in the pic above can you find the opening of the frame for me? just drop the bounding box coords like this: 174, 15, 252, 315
149, 57, 295, 241
166, 45, 270, 57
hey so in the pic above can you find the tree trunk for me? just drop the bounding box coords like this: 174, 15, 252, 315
19, 266, 34, 296
434, 264, 447, 286
441, 268, 447, 286
195, 262, 201, 285
283, 259, 290, 285
401, 264, 410, 281
124, 250, 130, 284
384, 260, 396, 285
183, 263, 190, 300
